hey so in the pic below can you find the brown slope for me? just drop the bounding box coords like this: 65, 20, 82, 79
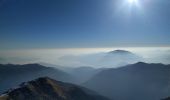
0, 77, 110, 100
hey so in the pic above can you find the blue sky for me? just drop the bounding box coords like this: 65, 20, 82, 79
0, 0, 170, 49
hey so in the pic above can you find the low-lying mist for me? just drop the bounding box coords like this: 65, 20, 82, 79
0, 47, 170, 68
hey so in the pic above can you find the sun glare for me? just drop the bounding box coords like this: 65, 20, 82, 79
128, 0, 137, 4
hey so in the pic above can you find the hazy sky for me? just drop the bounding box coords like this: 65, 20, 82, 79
0, 0, 170, 49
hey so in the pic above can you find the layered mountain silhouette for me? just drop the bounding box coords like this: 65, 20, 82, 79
0, 64, 74, 94
0, 77, 110, 100
64, 66, 104, 84
39, 63, 105, 84
1, 62, 170, 100
84, 62, 170, 100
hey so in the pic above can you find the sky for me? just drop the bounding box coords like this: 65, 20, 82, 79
0, 0, 170, 49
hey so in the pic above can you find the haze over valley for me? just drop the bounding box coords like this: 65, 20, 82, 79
0, 47, 170, 68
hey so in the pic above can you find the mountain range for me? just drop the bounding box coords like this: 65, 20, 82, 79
0, 64, 74, 94
84, 62, 170, 100
0, 61, 170, 100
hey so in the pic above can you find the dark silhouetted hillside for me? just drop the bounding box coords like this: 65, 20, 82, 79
0, 77, 110, 100
162, 97, 170, 100
84, 62, 170, 100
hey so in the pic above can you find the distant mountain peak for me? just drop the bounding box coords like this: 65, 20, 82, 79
134, 62, 147, 65
108, 50, 132, 54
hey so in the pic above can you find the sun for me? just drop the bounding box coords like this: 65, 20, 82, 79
128, 0, 137, 4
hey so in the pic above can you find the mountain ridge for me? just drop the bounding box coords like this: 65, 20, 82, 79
0, 77, 110, 100
84, 62, 170, 100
